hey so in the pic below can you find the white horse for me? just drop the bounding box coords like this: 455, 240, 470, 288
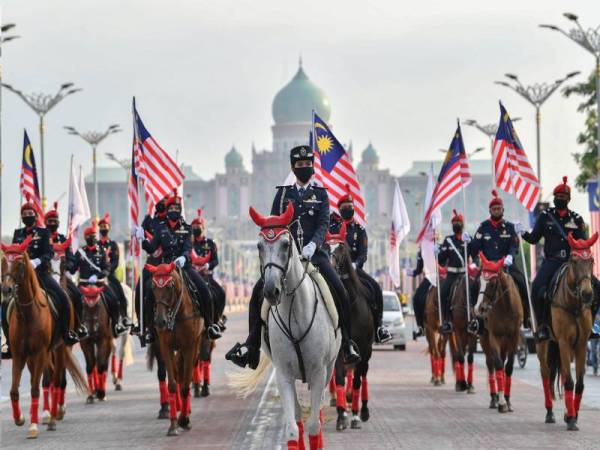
229, 203, 341, 450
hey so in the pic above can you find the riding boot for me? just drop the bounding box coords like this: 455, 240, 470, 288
534, 294, 550, 341
67, 280, 88, 339
107, 295, 126, 337
59, 302, 79, 346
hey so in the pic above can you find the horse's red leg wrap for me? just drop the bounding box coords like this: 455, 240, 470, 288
184, 391, 191, 416
88, 373, 96, 393
574, 393, 583, 414
542, 377, 552, 409
203, 361, 211, 385
51, 386, 59, 417
296, 421, 305, 450
467, 362, 474, 385
176, 384, 182, 412
111, 353, 117, 377
504, 376, 512, 398
335, 386, 347, 409
118, 358, 124, 380
11, 399, 22, 421
361, 376, 368, 402
308, 434, 319, 450
488, 372, 497, 395
352, 388, 360, 414
159, 380, 169, 405
43, 387, 50, 411
564, 389, 575, 417
30, 396, 39, 424
168, 391, 177, 420
193, 362, 201, 384
495, 369, 505, 396
101, 371, 108, 392
287, 441, 299, 450
93, 367, 99, 391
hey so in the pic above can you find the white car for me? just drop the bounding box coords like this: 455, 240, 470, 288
378, 290, 407, 351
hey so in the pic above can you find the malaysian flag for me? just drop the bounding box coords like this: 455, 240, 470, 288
312, 112, 367, 227
493, 102, 540, 211
587, 181, 600, 277
19, 130, 44, 222
416, 122, 471, 243
132, 98, 184, 214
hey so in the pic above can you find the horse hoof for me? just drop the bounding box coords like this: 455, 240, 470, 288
157, 404, 170, 420
566, 416, 579, 431
467, 385, 475, 395
201, 384, 210, 397
498, 403, 508, 413
15, 416, 25, 426
545, 411, 556, 424
115, 383, 122, 391
360, 407, 370, 422
429, 376, 435, 385
434, 379, 441, 387
350, 416, 361, 429
440, 377, 445, 385
41, 410, 51, 424
167, 426, 179, 436
112, 374, 118, 385
86, 395, 95, 404
27, 423, 39, 439
329, 398, 337, 407
57, 405, 66, 420
489, 394, 498, 409
96, 390, 106, 401
506, 402, 514, 413
336, 414, 348, 431
178, 416, 191, 430
193, 383, 201, 398
47, 421, 56, 431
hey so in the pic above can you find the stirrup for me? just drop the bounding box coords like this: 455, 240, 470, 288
64, 331, 79, 346
467, 319, 479, 335
76, 324, 89, 339
343, 340, 361, 365
376, 326, 393, 343
122, 317, 133, 328
207, 324, 222, 340
534, 325, 550, 342
225, 343, 249, 368
439, 322, 453, 334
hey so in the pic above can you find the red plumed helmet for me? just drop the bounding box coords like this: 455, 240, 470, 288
553, 176, 571, 196
84, 220, 97, 237
451, 209, 464, 224
165, 189, 182, 208
98, 212, 111, 226
191, 208, 205, 226
337, 184, 353, 208
44, 201, 59, 221
20, 193, 37, 215
489, 190, 503, 208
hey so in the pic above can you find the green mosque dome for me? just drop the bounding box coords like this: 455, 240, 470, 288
225, 146, 244, 169
361, 142, 379, 165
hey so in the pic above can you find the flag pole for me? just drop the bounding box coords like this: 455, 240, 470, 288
133, 96, 145, 347
433, 230, 443, 325
67, 155, 74, 234
460, 186, 472, 324
518, 235, 537, 333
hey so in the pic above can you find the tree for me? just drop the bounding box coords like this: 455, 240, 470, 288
562, 72, 598, 190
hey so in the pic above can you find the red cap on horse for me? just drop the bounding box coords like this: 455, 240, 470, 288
249, 202, 295, 242
145, 262, 176, 288
53, 236, 72, 255
567, 232, 599, 259
325, 221, 347, 244
1, 235, 33, 255
480, 252, 504, 279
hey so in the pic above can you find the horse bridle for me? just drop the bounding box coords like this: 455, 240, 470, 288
153, 267, 186, 331
478, 272, 510, 316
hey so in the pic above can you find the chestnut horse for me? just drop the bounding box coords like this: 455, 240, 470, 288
146, 262, 203, 436
475, 253, 523, 413
536, 233, 597, 431
423, 270, 449, 386
1, 237, 86, 439
79, 284, 113, 404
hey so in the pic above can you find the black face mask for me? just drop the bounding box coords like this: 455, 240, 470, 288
86, 237, 96, 246
452, 224, 463, 234
293, 166, 314, 184
192, 228, 202, 237
554, 198, 569, 210
491, 213, 503, 221
99, 229, 109, 237
155, 203, 166, 214
46, 223, 58, 233
22, 216, 36, 227
340, 208, 354, 221
167, 211, 180, 221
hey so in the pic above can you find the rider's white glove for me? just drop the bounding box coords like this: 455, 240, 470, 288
302, 242, 316, 260
133, 226, 145, 240
513, 222, 526, 235
203, 263, 210, 271
175, 256, 186, 268
405, 268, 415, 277
503, 255, 513, 267
30, 258, 41, 269
462, 232, 472, 243
88, 274, 98, 284
352, 262, 357, 269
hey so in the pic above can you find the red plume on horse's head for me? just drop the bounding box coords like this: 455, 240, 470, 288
567, 231, 599, 259
53, 235, 72, 254
479, 251, 504, 274
249, 201, 295, 229
325, 221, 347, 244
80, 285, 105, 297
1, 235, 33, 255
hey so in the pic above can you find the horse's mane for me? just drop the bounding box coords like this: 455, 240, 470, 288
19, 252, 42, 296
336, 242, 369, 299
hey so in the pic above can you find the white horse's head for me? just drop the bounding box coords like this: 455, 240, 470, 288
250, 202, 296, 306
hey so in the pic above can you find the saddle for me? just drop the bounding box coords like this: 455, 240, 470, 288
180, 270, 203, 313
546, 264, 568, 303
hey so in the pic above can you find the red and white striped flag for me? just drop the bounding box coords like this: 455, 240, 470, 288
128, 131, 140, 256
493, 102, 540, 211
19, 130, 44, 222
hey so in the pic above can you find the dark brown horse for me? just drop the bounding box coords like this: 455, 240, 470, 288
424, 269, 449, 386
536, 232, 597, 431
146, 262, 203, 436
79, 284, 113, 404
327, 223, 375, 431
476, 253, 523, 413
1, 238, 86, 439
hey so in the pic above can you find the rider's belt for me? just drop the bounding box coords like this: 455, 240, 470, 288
79, 277, 107, 284
446, 267, 465, 274
548, 250, 568, 260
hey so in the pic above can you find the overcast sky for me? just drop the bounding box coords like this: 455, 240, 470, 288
1, 0, 599, 229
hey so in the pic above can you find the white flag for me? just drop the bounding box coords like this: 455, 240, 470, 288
388, 181, 410, 287
67, 159, 91, 251
79, 165, 91, 220
421, 164, 442, 286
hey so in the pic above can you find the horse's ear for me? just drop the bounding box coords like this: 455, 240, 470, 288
567, 232, 576, 249
479, 251, 488, 265
0, 242, 7, 253
145, 264, 158, 274
339, 221, 347, 240
18, 235, 33, 253
282, 201, 295, 225
168, 262, 176, 272
587, 232, 599, 248
249, 206, 265, 227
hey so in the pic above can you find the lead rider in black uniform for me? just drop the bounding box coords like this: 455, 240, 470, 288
226, 145, 361, 369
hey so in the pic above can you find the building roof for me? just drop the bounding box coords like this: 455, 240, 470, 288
361, 142, 379, 165
86, 163, 203, 183
225, 146, 244, 169
400, 159, 492, 177
272, 60, 331, 124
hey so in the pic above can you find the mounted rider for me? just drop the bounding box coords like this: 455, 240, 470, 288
519, 176, 600, 341
132, 192, 222, 343
437, 209, 472, 334
329, 187, 392, 343
1, 198, 79, 359
408, 250, 429, 337
468, 190, 530, 334
44, 202, 88, 340
226, 145, 361, 369
97, 213, 133, 330
69, 221, 126, 337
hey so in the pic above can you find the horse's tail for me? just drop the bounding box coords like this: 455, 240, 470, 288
64, 346, 88, 394
146, 343, 156, 372
226, 352, 271, 398
547, 340, 561, 400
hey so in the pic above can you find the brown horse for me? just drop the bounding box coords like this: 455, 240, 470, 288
476, 253, 523, 413
79, 284, 113, 404
146, 262, 203, 436
1, 238, 86, 439
536, 233, 597, 431
424, 280, 449, 386
448, 269, 478, 394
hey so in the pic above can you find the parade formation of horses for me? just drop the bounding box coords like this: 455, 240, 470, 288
423, 279, 449, 386
536, 233, 598, 431
476, 253, 523, 413
327, 223, 374, 432
230, 203, 341, 450
146, 261, 204, 436
1, 237, 86, 439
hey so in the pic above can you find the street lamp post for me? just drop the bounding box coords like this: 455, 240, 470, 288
494, 71, 579, 192
2, 82, 81, 207
463, 120, 502, 186
0, 20, 18, 239
540, 13, 600, 185
64, 125, 122, 219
